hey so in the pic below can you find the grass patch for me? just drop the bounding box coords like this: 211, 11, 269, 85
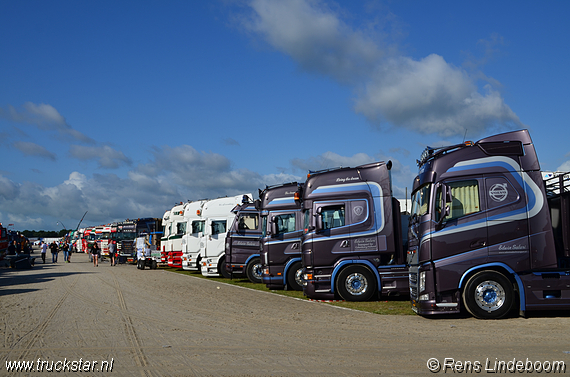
164, 267, 414, 315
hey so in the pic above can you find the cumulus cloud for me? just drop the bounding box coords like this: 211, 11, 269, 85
0, 102, 94, 143
13, 141, 57, 161
69, 144, 132, 169
242, 0, 524, 138
291, 151, 375, 172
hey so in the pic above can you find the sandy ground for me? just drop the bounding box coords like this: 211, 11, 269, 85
1, 253, 569, 376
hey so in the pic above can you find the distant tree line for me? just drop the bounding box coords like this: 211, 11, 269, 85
21, 229, 68, 238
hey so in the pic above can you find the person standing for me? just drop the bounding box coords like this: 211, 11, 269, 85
50, 241, 58, 263
109, 240, 117, 266
92, 242, 100, 267
67, 242, 73, 263
41, 241, 47, 264
62, 241, 69, 263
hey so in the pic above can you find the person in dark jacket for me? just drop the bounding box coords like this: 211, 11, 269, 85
50, 241, 59, 263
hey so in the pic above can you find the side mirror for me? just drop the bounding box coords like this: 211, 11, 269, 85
315, 207, 323, 233
270, 216, 277, 237
436, 184, 451, 229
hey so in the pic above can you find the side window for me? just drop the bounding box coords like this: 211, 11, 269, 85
176, 222, 186, 235
211, 220, 227, 235
321, 205, 345, 230
275, 213, 296, 235
192, 220, 204, 234
349, 200, 368, 224
238, 213, 259, 230
438, 180, 481, 221
486, 177, 520, 210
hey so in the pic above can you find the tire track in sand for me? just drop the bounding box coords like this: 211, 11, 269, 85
5, 275, 79, 362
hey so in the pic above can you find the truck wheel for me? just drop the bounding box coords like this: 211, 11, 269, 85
151, 260, 158, 270
462, 271, 514, 319
139, 259, 145, 270
245, 257, 263, 284
286, 261, 304, 291
336, 265, 376, 301
218, 257, 231, 279
136, 259, 141, 269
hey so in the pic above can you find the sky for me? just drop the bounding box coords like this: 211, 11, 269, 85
1, 0, 570, 232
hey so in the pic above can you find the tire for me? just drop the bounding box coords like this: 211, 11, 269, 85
462, 271, 514, 319
218, 257, 231, 279
336, 265, 377, 301
136, 259, 141, 269
286, 261, 304, 291
139, 259, 145, 270
245, 257, 263, 284
151, 260, 158, 270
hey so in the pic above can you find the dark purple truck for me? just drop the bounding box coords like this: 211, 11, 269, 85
224, 202, 262, 282
407, 129, 570, 319
258, 182, 305, 290
301, 162, 409, 301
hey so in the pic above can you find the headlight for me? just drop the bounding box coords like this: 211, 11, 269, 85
419, 271, 426, 293
419, 294, 429, 301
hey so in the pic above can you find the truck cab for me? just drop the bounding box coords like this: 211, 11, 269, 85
301, 162, 409, 301
258, 182, 305, 290
224, 201, 263, 282
408, 129, 570, 319
200, 194, 253, 277
181, 200, 207, 271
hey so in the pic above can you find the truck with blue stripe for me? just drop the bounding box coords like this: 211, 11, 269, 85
224, 200, 263, 282
258, 182, 305, 290
407, 129, 570, 319
301, 162, 409, 301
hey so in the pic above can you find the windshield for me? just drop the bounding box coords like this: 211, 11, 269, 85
411, 184, 431, 217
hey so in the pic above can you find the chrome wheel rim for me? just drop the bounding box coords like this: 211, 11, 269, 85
474, 280, 505, 312
345, 272, 369, 296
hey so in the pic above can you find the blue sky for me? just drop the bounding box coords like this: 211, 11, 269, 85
1, 0, 569, 231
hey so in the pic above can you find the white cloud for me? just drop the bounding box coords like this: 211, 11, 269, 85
0, 102, 95, 143
69, 144, 132, 169
242, 0, 525, 138
13, 141, 57, 161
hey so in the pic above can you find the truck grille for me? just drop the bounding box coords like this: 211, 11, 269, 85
409, 272, 418, 300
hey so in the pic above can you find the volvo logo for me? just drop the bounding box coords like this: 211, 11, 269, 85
353, 206, 364, 216
489, 183, 508, 202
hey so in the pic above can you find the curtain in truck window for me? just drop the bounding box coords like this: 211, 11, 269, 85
238, 213, 259, 230
321, 205, 345, 230
438, 180, 481, 221
275, 213, 296, 235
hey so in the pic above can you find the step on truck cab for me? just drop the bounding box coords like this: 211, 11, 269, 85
181, 200, 207, 271
224, 200, 262, 282
258, 182, 305, 290
407, 129, 570, 319
200, 194, 253, 277
301, 162, 409, 301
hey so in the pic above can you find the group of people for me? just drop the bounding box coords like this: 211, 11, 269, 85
38, 241, 74, 264
6, 239, 32, 255
90, 240, 117, 267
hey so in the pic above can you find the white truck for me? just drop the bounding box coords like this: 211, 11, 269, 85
164, 203, 186, 269
200, 194, 253, 277
181, 200, 207, 271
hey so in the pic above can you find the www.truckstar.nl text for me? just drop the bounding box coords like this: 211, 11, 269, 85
4, 358, 114, 373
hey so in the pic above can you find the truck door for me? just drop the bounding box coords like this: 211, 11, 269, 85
311, 201, 351, 268
432, 178, 488, 292
207, 219, 227, 258
267, 211, 301, 266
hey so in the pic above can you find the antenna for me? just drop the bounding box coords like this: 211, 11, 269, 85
462, 129, 468, 143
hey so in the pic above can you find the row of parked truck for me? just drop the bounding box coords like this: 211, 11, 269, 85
125, 129, 570, 319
